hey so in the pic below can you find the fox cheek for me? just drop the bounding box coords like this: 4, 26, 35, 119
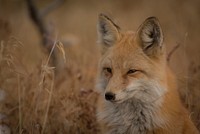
96, 76, 109, 92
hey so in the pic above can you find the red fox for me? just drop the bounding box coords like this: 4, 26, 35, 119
96, 14, 199, 134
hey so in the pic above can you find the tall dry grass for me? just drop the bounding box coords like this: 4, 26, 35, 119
0, 36, 100, 133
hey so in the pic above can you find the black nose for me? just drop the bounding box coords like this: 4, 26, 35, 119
105, 92, 115, 101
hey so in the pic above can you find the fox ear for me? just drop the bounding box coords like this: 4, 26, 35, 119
97, 14, 120, 53
136, 17, 164, 57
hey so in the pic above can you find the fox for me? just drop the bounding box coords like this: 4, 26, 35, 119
96, 13, 199, 134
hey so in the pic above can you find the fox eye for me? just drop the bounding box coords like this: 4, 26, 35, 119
127, 69, 137, 74
104, 67, 112, 74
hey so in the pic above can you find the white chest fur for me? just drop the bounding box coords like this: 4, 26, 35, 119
98, 99, 165, 134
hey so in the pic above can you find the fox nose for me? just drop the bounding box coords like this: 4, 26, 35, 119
105, 92, 115, 101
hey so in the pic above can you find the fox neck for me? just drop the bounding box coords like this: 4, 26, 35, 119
100, 97, 165, 134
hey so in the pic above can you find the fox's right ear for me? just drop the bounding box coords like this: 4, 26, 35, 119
97, 14, 120, 54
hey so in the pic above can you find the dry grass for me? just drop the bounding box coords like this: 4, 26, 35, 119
0, 36, 100, 134
0, 0, 200, 133
179, 61, 200, 129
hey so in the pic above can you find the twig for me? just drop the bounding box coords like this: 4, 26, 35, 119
26, 0, 52, 49
26, 0, 64, 67
167, 43, 180, 62
40, 0, 65, 18
17, 74, 22, 134
40, 37, 57, 134
0, 41, 4, 62
45, 35, 58, 65
41, 72, 54, 134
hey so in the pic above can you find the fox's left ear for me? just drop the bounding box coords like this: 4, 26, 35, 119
136, 17, 164, 57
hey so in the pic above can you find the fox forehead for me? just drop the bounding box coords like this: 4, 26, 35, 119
100, 32, 152, 70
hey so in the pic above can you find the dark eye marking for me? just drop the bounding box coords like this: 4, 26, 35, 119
127, 69, 138, 74
103, 67, 112, 74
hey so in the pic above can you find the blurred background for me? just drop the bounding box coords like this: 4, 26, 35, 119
0, 0, 200, 133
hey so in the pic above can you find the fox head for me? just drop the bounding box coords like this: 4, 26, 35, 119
97, 14, 168, 104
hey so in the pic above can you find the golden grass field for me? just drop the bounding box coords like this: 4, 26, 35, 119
0, 0, 200, 133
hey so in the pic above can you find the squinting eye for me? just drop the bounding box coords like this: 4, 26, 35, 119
104, 67, 112, 73
127, 69, 137, 74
